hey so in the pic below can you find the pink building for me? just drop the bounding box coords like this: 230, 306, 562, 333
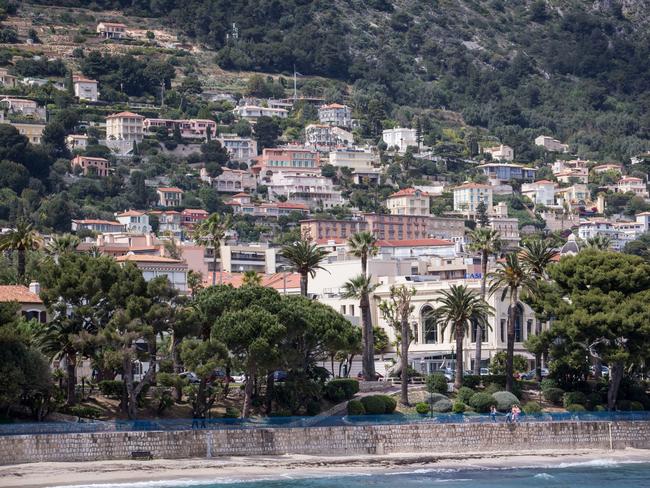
71, 155, 109, 176
181, 208, 209, 232
226, 193, 309, 217
143, 118, 217, 141
252, 146, 320, 177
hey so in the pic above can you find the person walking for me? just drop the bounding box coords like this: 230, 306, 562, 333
490, 405, 497, 422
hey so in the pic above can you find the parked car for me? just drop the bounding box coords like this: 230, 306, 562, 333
480, 368, 491, 376
211, 369, 235, 383
357, 371, 384, 381
520, 368, 549, 380
179, 371, 200, 384
231, 374, 246, 383
272, 370, 288, 382
589, 365, 610, 376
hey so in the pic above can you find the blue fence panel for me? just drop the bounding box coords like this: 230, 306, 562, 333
2, 410, 650, 436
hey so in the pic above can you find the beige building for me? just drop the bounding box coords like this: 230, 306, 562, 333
201, 167, 257, 193
0, 68, 17, 88
71, 155, 109, 177
534, 135, 569, 153
73, 75, 99, 102
156, 187, 184, 207
96, 22, 127, 38
616, 177, 648, 198
452, 183, 493, 215
66, 134, 89, 151
0, 283, 47, 323
12, 122, 46, 144
482, 144, 514, 161
386, 188, 431, 216
106, 111, 144, 142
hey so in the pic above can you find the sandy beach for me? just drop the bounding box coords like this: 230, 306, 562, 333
1, 449, 649, 488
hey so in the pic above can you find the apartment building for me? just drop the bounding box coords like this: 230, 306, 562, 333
217, 134, 258, 162
382, 127, 417, 153
534, 135, 569, 153
143, 118, 217, 141
477, 162, 536, 184
253, 146, 320, 176
232, 105, 288, 122
71, 219, 125, 233
226, 193, 309, 218
521, 180, 556, 206
453, 183, 493, 214
106, 112, 144, 142
317, 103, 352, 128
266, 172, 344, 209
387, 188, 431, 216
482, 144, 514, 161
156, 187, 184, 207
201, 167, 257, 193
304, 124, 354, 150
71, 155, 109, 177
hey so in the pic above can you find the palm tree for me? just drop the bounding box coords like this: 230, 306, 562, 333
488, 253, 536, 392
45, 234, 80, 264
342, 274, 379, 381
347, 231, 378, 277
519, 238, 558, 381
242, 270, 262, 286
280, 238, 329, 297
583, 235, 611, 250
0, 220, 41, 283
193, 213, 231, 286
468, 227, 501, 375
435, 284, 493, 390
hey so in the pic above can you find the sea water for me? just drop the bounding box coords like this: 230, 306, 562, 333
54, 460, 650, 488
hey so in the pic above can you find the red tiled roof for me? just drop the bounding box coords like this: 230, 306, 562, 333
157, 187, 184, 193
73, 219, 122, 226
389, 187, 429, 198
320, 103, 346, 109
72, 75, 97, 83
315, 237, 347, 245
275, 202, 309, 209
532, 180, 554, 184
107, 111, 144, 118
115, 254, 182, 263
117, 210, 145, 217
232, 193, 250, 198
203, 272, 302, 290
454, 183, 491, 190
0, 285, 42, 304
620, 177, 643, 183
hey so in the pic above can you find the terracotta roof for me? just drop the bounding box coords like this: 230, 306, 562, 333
320, 103, 347, 109
157, 187, 184, 193
115, 254, 182, 263
620, 177, 643, 183
454, 183, 491, 190
203, 272, 302, 290
532, 180, 555, 185
389, 188, 429, 198
315, 238, 348, 245
73, 219, 123, 226
232, 193, 250, 198
0, 285, 42, 304
377, 239, 454, 247
107, 112, 144, 119
275, 202, 309, 210
72, 75, 97, 83
117, 210, 145, 217
182, 209, 209, 215
71, 156, 108, 163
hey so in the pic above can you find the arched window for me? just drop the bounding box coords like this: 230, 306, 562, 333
471, 318, 487, 343
421, 305, 438, 344
514, 304, 524, 342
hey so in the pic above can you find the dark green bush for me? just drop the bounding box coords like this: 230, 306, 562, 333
452, 401, 466, 414
469, 392, 495, 413
630, 401, 644, 411
523, 401, 542, 414
543, 387, 565, 405
98, 380, 124, 398
540, 378, 558, 391
482, 375, 506, 387
426, 393, 448, 404
617, 400, 632, 411
456, 386, 474, 404
566, 404, 586, 412
325, 379, 359, 401
427, 373, 448, 395
483, 382, 501, 395
224, 407, 240, 418
492, 391, 519, 411
347, 400, 365, 415
67, 405, 101, 419
586, 392, 603, 410
376, 395, 397, 414
415, 402, 430, 415
306, 400, 322, 416
462, 375, 481, 389
563, 391, 587, 408
594, 405, 607, 412
361, 395, 386, 415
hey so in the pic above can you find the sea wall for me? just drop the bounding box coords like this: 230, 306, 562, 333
1, 421, 649, 465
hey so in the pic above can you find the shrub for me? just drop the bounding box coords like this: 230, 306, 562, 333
542, 387, 565, 405
224, 407, 241, 418
306, 400, 321, 416
377, 395, 397, 414
427, 373, 448, 395
523, 401, 542, 414
594, 405, 607, 412
586, 392, 603, 411
540, 378, 558, 391
492, 391, 519, 411
431, 398, 453, 413
347, 400, 365, 416
98, 380, 124, 398
483, 382, 501, 395
456, 386, 474, 404
361, 395, 387, 415
563, 391, 588, 408
452, 401, 466, 414
67, 405, 101, 419
566, 404, 586, 412
469, 392, 496, 413
325, 379, 359, 401
462, 375, 481, 389
630, 401, 644, 411
617, 400, 631, 411
426, 393, 448, 404
415, 402, 430, 415
325, 386, 345, 403
482, 375, 507, 387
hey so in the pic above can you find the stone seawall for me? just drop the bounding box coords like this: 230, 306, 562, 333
1, 421, 649, 465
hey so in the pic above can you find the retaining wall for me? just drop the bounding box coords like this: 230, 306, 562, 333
1, 421, 649, 465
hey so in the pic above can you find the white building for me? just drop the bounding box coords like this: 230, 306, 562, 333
453, 183, 493, 215
200, 167, 257, 194
616, 177, 648, 198
382, 128, 417, 153
318, 103, 352, 128
217, 134, 258, 162
96, 22, 127, 39
106, 112, 144, 142
577, 219, 644, 251
66, 134, 89, 151
266, 172, 344, 209
232, 105, 288, 122
115, 210, 151, 234
482, 144, 514, 161
144, 118, 217, 141
73, 75, 99, 102
116, 254, 187, 292
637, 212, 650, 232
1, 97, 47, 120
305, 124, 354, 150
534, 135, 569, 153
328, 148, 381, 184
521, 180, 556, 206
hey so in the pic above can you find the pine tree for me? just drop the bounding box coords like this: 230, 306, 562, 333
476, 200, 490, 227
65, 71, 74, 97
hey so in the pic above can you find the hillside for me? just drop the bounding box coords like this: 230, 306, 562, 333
23, 0, 650, 161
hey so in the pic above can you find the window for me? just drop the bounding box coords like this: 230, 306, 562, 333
500, 319, 505, 342
349, 305, 355, 316
514, 305, 523, 342
471, 319, 487, 343
421, 305, 437, 344
340, 305, 346, 315
527, 319, 533, 338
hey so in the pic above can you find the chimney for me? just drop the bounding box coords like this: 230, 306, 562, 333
29, 281, 40, 295
145, 233, 153, 246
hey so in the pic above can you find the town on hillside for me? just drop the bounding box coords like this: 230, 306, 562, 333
1, 2, 650, 429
